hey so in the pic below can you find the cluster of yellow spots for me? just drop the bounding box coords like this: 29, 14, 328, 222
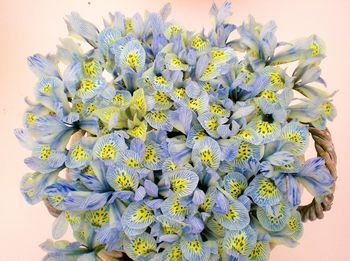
237, 142, 251, 161
83, 165, 95, 175
223, 205, 239, 220
131, 205, 153, 223
99, 143, 117, 160
228, 180, 245, 198
206, 117, 218, 132
310, 41, 320, 57
171, 199, 187, 215
199, 195, 212, 212
321, 102, 332, 116
227, 231, 248, 254
42, 83, 52, 94
266, 202, 284, 224
248, 241, 264, 258
153, 91, 172, 106
269, 72, 284, 89
211, 49, 225, 61
78, 230, 86, 242
154, 75, 169, 85
113, 94, 126, 106
199, 148, 214, 166
50, 194, 63, 204
71, 145, 89, 160
78, 78, 95, 93
74, 101, 84, 113
187, 98, 203, 112
64, 212, 80, 225
191, 35, 208, 50
26, 113, 37, 124
128, 123, 147, 141
162, 223, 181, 235
124, 19, 133, 33
147, 111, 167, 122
83, 58, 98, 77
171, 57, 184, 67
193, 129, 207, 142
166, 25, 181, 38
186, 239, 202, 254
115, 171, 134, 191
276, 162, 293, 171
260, 90, 277, 103
202, 63, 216, 78
131, 238, 155, 256
133, 90, 147, 113
126, 52, 140, 71
238, 130, 253, 141
124, 157, 142, 168
167, 160, 179, 171
86, 103, 97, 115
210, 103, 227, 116
173, 87, 186, 98
167, 245, 182, 260
144, 145, 159, 164
288, 216, 298, 230
258, 178, 278, 197
40, 145, 52, 160
88, 206, 109, 227
170, 177, 189, 194
203, 82, 213, 92
284, 132, 302, 143
243, 72, 254, 84
256, 121, 275, 136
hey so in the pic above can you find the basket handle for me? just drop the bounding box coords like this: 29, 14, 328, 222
297, 127, 337, 222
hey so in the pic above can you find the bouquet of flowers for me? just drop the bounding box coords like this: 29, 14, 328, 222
15, 1, 337, 260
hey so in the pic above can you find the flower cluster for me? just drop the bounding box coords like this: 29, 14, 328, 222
16, 1, 336, 260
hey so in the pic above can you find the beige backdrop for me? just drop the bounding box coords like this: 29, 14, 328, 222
0, 0, 349, 260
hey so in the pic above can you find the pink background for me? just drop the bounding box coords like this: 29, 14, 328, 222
0, 0, 349, 260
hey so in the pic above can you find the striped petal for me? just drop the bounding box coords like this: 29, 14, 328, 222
180, 236, 210, 261
145, 111, 172, 131
223, 172, 248, 199
122, 202, 154, 230
248, 240, 270, 261
161, 195, 188, 221
168, 170, 199, 197
123, 233, 157, 259
192, 137, 222, 170
244, 175, 283, 207
280, 121, 309, 156
119, 40, 146, 73
214, 199, 250, 230
256, 200, 291, 231
92, 133, 127, 161
106, 164, 139, 191
223, 225, 257, 256
76, 77, 106, 101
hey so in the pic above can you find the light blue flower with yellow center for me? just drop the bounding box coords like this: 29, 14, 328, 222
230, 139, 263, 169
122, 202, 155, 230
45, 180, 76, 211
143, 134, 167, 170
106, 164, 139, 192
248, 116, 282, 144
244, 175, 283, 208
145, 110, 172, 131
123, 232, 157, 259
223, 225, 257, 258
223, 172, 248, 199
192, 137, 222, 170
92, 133, 127, 161
164, 53, 189, 71
256, 200, 291, 232
280, 121, 309, 156
118, 39, 146, 73
65, 137, 94, 169
180, 235, 210, 261
214, 198, 250, 230
161, 194, 188, 221
161, 242, 183, 261
198, 186, 217, 213
186, 123, 208, 148
167, 170, 199, 198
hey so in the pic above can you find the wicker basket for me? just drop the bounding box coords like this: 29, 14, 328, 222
44, 127, 337, 260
